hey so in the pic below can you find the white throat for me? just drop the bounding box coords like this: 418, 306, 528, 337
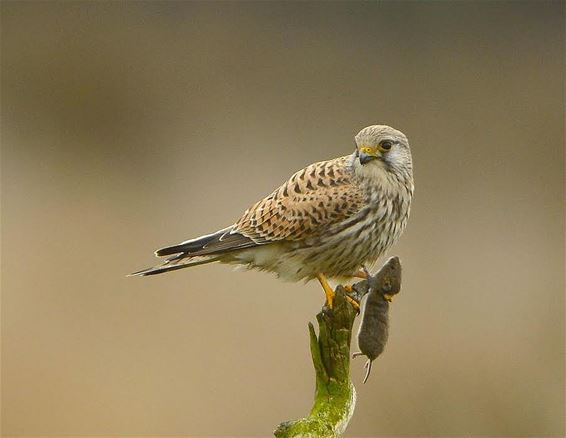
350, 152, 413, 197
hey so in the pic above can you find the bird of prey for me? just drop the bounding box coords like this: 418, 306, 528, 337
131, 125, 414, 307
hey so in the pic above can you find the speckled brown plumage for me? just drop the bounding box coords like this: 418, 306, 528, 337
234, 156, 364, 243
131, 125, 414, 284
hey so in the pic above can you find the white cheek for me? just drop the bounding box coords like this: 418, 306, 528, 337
385, 148, 404, 166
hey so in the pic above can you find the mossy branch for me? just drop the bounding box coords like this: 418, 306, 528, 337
274, 287, 357, 438
274, 258, 401, 438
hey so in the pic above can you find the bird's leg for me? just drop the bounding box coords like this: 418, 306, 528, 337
343, 285, 360, 312
316, 273, 335, 309
345, 295, 360, 311
352, 266, 370, 279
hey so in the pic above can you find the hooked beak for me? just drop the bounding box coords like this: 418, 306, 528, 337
357, 146, 380, 164
359, 151, 377, 164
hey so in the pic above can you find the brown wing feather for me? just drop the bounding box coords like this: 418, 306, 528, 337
131, 156, 364, 277
233, 156, 364, 242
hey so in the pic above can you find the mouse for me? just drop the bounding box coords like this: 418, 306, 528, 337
352, 256, 402, 383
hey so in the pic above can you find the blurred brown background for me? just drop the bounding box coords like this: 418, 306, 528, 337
1, 1, 564, 437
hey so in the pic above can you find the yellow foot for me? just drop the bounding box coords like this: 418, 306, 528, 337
343, 285, 360, 311
345, 295, 360, 311
352, 268, 369, 279
316, 273, 334, 309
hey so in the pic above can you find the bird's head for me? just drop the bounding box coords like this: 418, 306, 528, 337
353, 125, 412, 176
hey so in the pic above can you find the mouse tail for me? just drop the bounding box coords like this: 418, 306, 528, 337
362, 359, 373, 384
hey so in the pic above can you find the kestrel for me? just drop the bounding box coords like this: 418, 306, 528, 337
131, 125, 414, 307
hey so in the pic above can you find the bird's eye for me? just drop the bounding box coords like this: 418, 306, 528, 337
379, 140, 393, 151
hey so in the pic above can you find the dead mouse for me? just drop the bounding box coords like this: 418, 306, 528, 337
352, 257, 402, 383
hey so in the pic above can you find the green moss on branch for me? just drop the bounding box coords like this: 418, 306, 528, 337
274, 257, 402, 437
274, 287, 358, 438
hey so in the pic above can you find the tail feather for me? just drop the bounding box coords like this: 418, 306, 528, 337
154, 226, 259, 258
130, 226, 263, 277
154, 229, 229, 257
128, 255, 221, 277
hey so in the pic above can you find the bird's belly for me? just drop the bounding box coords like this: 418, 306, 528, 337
281, 220, 405, 282
233, 204, 409, 282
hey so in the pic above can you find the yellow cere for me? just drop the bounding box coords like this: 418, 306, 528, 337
361, 146, 378, 156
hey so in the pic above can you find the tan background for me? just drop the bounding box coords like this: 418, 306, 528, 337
1, 1, 564, 437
